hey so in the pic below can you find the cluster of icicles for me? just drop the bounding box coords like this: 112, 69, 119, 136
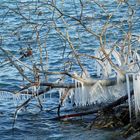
59, 48, 140, 118
0, 86, 47, 106
59, 73, 127, 107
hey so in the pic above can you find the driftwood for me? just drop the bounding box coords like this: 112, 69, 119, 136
52, 90, 134, 120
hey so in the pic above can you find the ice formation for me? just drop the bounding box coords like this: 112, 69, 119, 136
59, 74, 127, 107
126, 74, 132, 121
125, 49, 140, 119
94, 48, 122, 78
66, 48, 125, 107
59, 48, 140, 112
133, 73, 140, 118
0, 91, 13, 101
59, 65, 127, 107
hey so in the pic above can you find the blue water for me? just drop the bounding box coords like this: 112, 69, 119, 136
0, 0, 140, 139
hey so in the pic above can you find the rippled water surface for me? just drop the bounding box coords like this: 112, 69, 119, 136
0, 0, 140, 140
0, 98, 125, 140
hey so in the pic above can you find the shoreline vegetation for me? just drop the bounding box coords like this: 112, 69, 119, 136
0, 0, 140, 139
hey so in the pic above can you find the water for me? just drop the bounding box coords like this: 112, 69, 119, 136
0, 97, 123, 140
0, 0, 139, 139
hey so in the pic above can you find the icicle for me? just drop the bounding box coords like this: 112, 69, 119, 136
43, 90, 46, 102
25, 89, 29, 99
32, 86, 37, 96
59, 88, 65, 102
13, 93, 20, 106
13, 94, 16, 106
133, 73, 140, 119
68, 89, 74, 106
34, 86, 40, 100
126, 74, 132, 122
